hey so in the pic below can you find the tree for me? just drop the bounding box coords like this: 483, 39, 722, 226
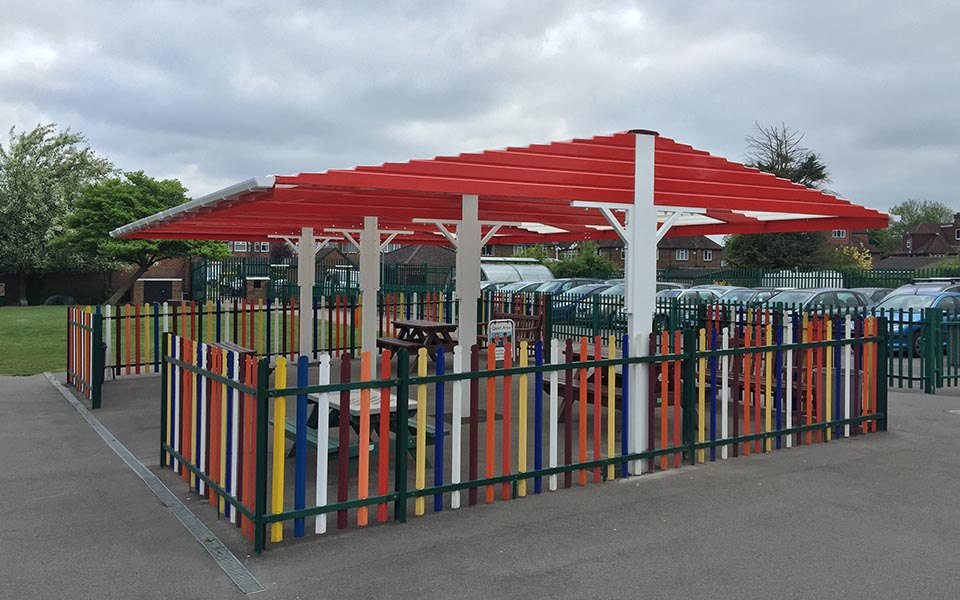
868, 199, 956, 255
745, 122, 831, 188
55, 171, 230, 304
551, 242, 619, 279
723, 123, 833, 269
0, 124, 113, 304
724, 231, 831, 270
513, 244, 552, 264
826, 245, 872, 270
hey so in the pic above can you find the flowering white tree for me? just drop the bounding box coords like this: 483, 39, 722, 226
0, 124, 112, 305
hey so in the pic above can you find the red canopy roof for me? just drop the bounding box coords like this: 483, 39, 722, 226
111, 131, 888, 244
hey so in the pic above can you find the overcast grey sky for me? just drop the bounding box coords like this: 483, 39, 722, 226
2, 1, 958, 213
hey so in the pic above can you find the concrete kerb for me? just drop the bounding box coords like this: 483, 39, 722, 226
43, 372, 264, 595
31, 367, 960, 598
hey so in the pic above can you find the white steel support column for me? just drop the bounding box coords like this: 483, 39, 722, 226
626, 131, 658, 474
359, 216, 380, 356
297, 226, 316, 359
457, 195, 481, 350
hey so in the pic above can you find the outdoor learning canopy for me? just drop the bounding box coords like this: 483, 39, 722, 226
111, 129, 889, 473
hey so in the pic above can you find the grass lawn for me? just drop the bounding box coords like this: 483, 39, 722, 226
0, 306, 66, 375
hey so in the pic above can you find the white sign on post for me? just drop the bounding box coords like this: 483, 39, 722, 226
488, 319, 515, 363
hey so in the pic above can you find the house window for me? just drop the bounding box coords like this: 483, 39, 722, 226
513, 245, 527, 256
703, 249, 713, 262
233, 241, 248, 252
832, 230, 847, 239
481, 245, 494, 256
675, 249, 689, 261
955, 229, 960, 241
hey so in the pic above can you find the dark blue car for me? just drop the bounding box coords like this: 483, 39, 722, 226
874, 290, 960, 356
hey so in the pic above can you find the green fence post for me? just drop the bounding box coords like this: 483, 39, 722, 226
394, 349, 410, 523
253, 357, 270, 553
91, 308, 104, 410
66, 308, 73, 386
543, 295, 553, 354
591, 295, 601, 338
681, 328, 698, 464
876, 316, 889, 432
923, 308, 943, 394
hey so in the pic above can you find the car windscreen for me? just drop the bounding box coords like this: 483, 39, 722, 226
876, 295, 936, 311
718, 289, 755, 302
563, 285, 603, 297
535, 281, 562, 293
766, 291, 815, 305
600, 283, 624, 296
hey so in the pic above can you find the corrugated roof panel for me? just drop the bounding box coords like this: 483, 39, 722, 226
112, 131, 888, 243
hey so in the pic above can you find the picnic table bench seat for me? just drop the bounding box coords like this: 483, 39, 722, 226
278, 417, 371, 458
273, 391, 445, 463
376, 336, 423, 353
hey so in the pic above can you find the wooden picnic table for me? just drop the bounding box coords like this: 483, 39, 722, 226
378, 319, 457, 362
279, 390, 440, 461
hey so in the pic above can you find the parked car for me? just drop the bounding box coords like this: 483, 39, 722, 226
675, 288, 723, 303
656, 289, 681, 300
716, 287, 781, 305
763, 288, 871, 314
889, 278, 960, 295
576, 283, 628, 326
656, 282, 687, 292
691, 284, 741, 296
851, 287, 895, 305
534, 278, 602, 295
498, 281, 543, 293
875, 290, 960, 356
653, 287, 724, 328
480, 281, 511, 292
552, 283, 613, 321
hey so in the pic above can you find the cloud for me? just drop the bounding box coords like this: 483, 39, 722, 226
1, 0, 958, 213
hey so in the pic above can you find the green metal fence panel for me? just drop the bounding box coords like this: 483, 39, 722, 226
658, 266, 960, 289
192, 257, 456, 302
158, 307, 889, 551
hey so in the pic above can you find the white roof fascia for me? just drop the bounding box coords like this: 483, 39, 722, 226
109, 176, 276, 238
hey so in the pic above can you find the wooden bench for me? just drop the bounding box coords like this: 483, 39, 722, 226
279, 414, 441, 459
376, 336, 422, 353
279, 393, 445, 463
478, 311, 544, 347
279, 418, 370, 458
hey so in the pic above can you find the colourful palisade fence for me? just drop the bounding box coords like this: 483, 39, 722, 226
79, 292, 455, 380
160, 310, 888, 553
66, 306, 103, 409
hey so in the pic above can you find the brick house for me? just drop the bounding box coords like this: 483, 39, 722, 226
870, 212, 960, 269
900, 214, 960, 256
656, 236, 723, 269
822, 227, 882, 264
484, 235, 723, 270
